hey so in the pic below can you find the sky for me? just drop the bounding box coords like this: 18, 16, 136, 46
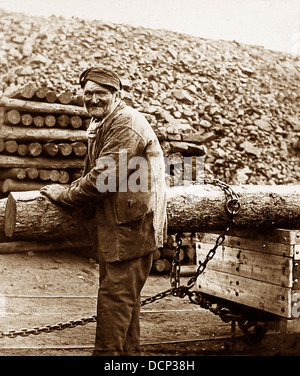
0, 0, 300, 54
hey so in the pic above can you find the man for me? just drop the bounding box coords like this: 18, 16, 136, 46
40, 66, 167, 356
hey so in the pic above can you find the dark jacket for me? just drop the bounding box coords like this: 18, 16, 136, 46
58, 100, 167, 262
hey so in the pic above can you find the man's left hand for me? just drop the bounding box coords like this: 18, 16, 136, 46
40, 184, 67, 203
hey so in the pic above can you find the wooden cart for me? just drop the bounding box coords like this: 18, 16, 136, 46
196, 227, 300, 321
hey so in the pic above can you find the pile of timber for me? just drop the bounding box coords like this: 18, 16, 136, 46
0, 84, 90, 195
152, 233, 197, 274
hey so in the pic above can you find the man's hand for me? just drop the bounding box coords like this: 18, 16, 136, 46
40, 184, 67, 203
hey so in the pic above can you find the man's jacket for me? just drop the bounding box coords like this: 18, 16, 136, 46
58, 100, 167, 262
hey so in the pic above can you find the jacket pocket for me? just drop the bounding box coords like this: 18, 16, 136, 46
113, 191, 151, 225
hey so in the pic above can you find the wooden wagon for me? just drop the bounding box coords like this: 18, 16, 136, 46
195, 227, 300, 338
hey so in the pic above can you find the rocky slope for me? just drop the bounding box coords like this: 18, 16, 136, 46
0, 9, 299, 185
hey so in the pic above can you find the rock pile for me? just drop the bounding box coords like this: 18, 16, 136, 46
0, 8, 299, 185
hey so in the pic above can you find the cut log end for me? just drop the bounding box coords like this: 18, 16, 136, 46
4, 193, 17, 238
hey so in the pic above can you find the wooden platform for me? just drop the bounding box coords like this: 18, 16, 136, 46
196, 228, 300, 318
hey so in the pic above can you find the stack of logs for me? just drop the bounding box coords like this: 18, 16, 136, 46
152, 233, 197, 274
0, 83, 89, 195
0, 83, 200, 274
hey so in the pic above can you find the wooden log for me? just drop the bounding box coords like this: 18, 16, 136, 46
166, 184, 300, 233
5, 190, 87, 240
57, 91, 73, 105
0, 124, 87, 142
58, 143, 72, 156
152, 259, 172, 272
45, 90, 57, 103
0, 168, 26, 180
3, 185, 300, 240
83, 119, 90, 129
25, 167, 39, 180
153, 247, 161, 261
180, 265, 197, 276
42, 142, 58, 157
5, 110, 20, 125
28, 142, 42, 157
70, 116, 82, 129
21, 82, 36, 99
73, 95, 84, 107
44, 114, 56, 127
34, 86, 48, 101
49, 170, 61, 182
0, 155, 84, 170
17, 144, 28, 156
39, 169, 52, 181
21, 113, 33, 126
0, 238, 92, 253
56, 114, 70, 128
165, 234, 175, 248
33, 115, 44, 127
1, 179, 59, 194
0, 96, 89, 117
72, 141, 87, 156
58, 170, 70, 184
4, 140, 18, 154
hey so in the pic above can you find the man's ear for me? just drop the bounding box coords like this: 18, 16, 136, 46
116, 90, 124, 100
115, 90, 121, 99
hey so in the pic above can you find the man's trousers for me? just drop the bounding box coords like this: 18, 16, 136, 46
93, 251, 153, 356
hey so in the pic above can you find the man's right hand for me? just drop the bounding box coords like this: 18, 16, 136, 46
40, 184, 67, 203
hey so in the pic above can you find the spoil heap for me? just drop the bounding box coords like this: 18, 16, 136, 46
0, 8, 299, 188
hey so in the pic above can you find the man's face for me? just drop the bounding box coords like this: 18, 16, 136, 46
83, 80, 118, 119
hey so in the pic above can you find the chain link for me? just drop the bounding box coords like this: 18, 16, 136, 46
0, 179, 266, 344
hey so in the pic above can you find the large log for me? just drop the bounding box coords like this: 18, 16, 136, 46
0, 124, 87, 142
3, 184, 300, 241
0, 179, 69, 194
4, 190, 88, 240
0, 155, 84, 169
0, 168, 26, 180
167, 184, 300, 233
0, 96, 88, 117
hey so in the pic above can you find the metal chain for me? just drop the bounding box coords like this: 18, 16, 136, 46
0, 315, 97, 339
1, 179, 266, 343
169, 234, 182, 288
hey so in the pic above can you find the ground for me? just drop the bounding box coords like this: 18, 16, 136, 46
0, 249, 299, 356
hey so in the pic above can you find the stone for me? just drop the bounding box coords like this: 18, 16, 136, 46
254, 119, 272, 132
240, 141, 262, 157
172, 89, 194, 104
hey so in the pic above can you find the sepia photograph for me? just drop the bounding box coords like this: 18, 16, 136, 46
0, 0, 299, 363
